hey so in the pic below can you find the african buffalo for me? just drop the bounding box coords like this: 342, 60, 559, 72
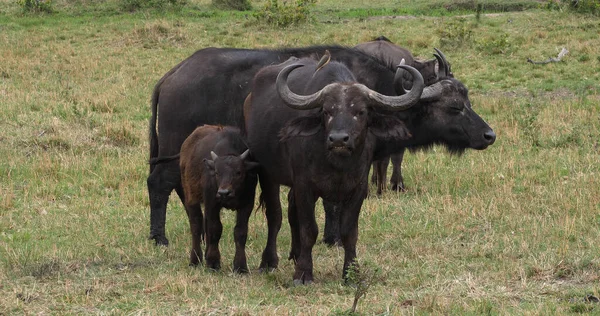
355, 36, 438, 86
321, 49, 496, 246
355, 36, 439, 195
157, 125, 260, 272
146, 44, 434, 268
244, 56, 425, 284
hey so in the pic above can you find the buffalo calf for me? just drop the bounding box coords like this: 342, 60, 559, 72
179, 125, 259, 272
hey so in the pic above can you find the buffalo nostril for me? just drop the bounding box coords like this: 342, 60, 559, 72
484, 130, 496, 144
329, 132, 350, 144
217, 189, 231, 197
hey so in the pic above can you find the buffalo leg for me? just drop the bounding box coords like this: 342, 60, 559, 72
184, 201, 203, 266
147, 161, 180, 246
370, 162, 378, 184
389, 150, 406, 192
288, 189, 301, 262
233, 203, 252, 273
292, 187, 318, 285
322, 199, 341, 246
374, 156, 390, 195
258, 173, 282, 272
339, 185, 367, 282
204, 200, 222, 271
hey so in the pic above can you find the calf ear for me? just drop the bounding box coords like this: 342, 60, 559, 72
203, 158, 215, 171
278, 115, 322, 141
369, 113, 412, 140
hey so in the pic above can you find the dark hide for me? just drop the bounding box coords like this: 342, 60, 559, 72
354, 36, 438, 87
322, 52, 497, 246
178, 125, 259, 273
147, 44, 412, 255
355, 36, 438, 195
245, 58, 420, 284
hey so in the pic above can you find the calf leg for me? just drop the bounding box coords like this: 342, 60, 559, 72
258, 173, 282, 272
292, 187, 318, 285
389, 150, 406, 192
184, 202, 203, 266
204, 200, 222, 271
233, 203, 253, 273
147, 161, 180, 246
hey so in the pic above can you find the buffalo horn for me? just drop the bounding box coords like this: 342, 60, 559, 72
433, 48, 450, 79
210, 151, 218, 160
276, 64, 329, 110
359, 64, 424, 111
420, 82, 444, 101
434, 48, 452, 74
239, 149, 250, 161
393, 58, 409, 95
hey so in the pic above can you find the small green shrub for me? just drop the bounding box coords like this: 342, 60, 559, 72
546, 0, 600, 15
212, 0, 251, 11
344, 260, 381, 314
17, 0, 54, 13
476, 32, 510, 55
253, 0, 316, 27
436, 18, 475, 49
118, 0, 186, 12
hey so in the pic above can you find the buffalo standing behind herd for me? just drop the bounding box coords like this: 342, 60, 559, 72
148, 36, 496, 285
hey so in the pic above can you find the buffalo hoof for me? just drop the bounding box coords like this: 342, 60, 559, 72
322, 237, 342, 247
293, 279, 313, 286
390, 182, 406, 192
206, 261, 221, 271
258, 258, 278, 272
260, 252, 279, 271
258, 266, 276, 273
149, 234, 169, 246
233, 266, 249, 274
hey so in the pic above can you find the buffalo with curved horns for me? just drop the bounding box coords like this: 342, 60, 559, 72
244, 56, 425, 284
321, 47, 496, 246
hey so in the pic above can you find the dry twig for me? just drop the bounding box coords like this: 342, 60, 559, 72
527, 47, 569, 64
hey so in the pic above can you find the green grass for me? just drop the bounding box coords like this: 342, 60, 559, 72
1, 0, 600, 314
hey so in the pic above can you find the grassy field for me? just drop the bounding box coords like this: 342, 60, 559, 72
1, 0, 600, 314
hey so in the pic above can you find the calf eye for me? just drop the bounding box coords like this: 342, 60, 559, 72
357, 110, 366, 116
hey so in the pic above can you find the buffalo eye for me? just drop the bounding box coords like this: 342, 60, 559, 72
323, 110, 330, 117
357, 109, 366, 116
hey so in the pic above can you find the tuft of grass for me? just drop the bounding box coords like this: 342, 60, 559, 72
253, 0, 316, 27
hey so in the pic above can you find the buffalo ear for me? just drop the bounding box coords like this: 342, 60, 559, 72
278, 114, 322, 141
369, 113, 412, 140
203, 158, 215, 171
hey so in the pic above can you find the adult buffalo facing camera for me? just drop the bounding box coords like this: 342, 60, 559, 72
244, 56, 425, 284
322, 49, 496, 246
